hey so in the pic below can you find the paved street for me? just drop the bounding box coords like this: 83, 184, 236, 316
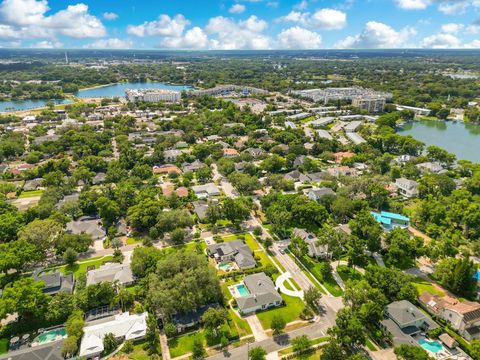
207, 320, 331, 360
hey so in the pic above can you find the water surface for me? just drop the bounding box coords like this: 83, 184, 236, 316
75, 82, 191, 98
398, 120, 480, 163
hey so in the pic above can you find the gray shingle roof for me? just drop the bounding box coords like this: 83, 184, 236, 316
236, 273, 282, 312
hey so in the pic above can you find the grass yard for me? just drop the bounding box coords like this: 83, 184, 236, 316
298, 255, 343, 297
168, 332, 204, 358
244, 234, 260, 251
256, 294, 305, 330
412, 277, 445, 297
18, 189, 44, 198
255, 251, 274, 268
122, 340, 154, 360
221, 234, 238, 242
336, 265, 363, 283
60, 255, 114, 278
126, 237, 143, 245
0, 338, 8, 355
278, 337, 329, 355
228, 309, 252, 337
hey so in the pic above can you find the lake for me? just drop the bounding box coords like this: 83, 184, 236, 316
0, 82, 191, 113
398, 120, 480, 163
0, 98, 72, 113
75, 82, 191, 98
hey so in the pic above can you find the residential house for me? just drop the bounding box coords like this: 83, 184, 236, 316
172, 304, 219, 333
381, 300, 439, 346
236, 273, 283, 314
419, 292, 480, 341
207, 240, 256, 270
284, 170, 309, 183
182, 160, 204, 172
223, 148, 239, 158
327, 166, 357, 177
192, 183, 220, 198
92, 172, 106, 185
307, 187, 336, 202
176, 187, 189, 198
66, 216, 106, 241
333, 151, 355, 164
416, 162, 444, 173
164, 149, 183, 162
245, 148, 265, 159
293, 155, 306, 167
395, 178, 419, 198
34, 271, 74, 295
86, 263, 135, 287
23, 178, 43, 191
371, 211, 410, 230
292, 228, 330, 258
192, 200, 209, 221
79, 312, 148, 358
153, 164, 182, 175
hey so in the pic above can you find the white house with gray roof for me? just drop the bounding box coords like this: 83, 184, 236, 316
207, 240, 256, 270
236, 273, 282, 315
86, 263, 135, 287
192, 183, 220, 198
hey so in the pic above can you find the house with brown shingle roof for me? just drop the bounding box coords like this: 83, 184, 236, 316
153, 164, 182, 175
419, 291, 480, 341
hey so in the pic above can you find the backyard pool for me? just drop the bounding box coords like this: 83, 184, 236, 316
35, 328, 67, 345
218, 262, 232, 271
236, 284, 250, 297
419, 339, 443, 353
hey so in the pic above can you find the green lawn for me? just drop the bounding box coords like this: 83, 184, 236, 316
229, 309, 252, 337
244, 234, 260, 251
0, 338, 8, 355
18, 189, 44, 198
278, 337, 329, 355
412, 277, 445, 297
126, 237, 143, 245
60, 255, 114, 278
336, 265, 363, 283
255, 251, 274, 268
221, 234, 238, 242
256, 294, 305, 330
297, 255, 343, 297
169, 332, 203, 358
122, 340, 154, 360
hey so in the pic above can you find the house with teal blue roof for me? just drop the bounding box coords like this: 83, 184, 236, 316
371, 211, 410, 230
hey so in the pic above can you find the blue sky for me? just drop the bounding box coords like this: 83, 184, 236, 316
0, 0, 479, 49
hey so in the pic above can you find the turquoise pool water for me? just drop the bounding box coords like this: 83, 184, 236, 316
36, 328, 67, 344
236, 284, 249, 297
218, 262, 232, 271
419, 339, 443, 353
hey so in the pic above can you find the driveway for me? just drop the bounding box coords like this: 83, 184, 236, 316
245, 315, 268, 341
275, 272, 303, 299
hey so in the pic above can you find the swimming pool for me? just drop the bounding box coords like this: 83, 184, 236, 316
236, 284, 250, 297
419, 339, 443, 353
218, 262, 232, 271
35, 328, 67, 344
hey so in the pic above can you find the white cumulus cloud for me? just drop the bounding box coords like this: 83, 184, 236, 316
278, 26, 321, 48
127, 14, 189, 38
0, 0, 105, 40
229, 4, 246, 14
441, 23, 463, 34
85, 38, 132, 49
31, 40, 62, 48
335, 21, 416, 48
421, 33, 461, 48
206, 15, 271, 49
310, 8, 347, 30
395, 0, 430, 10
277, 8, 346, 30
103, 12, 118, 21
